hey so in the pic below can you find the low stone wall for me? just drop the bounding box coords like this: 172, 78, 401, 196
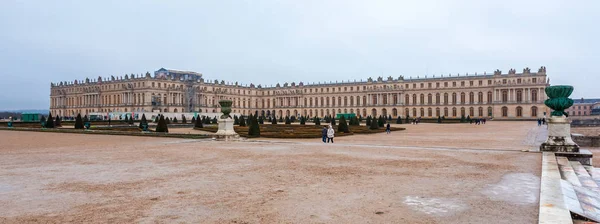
571, 118, 600, 127
572, 135, 600, 147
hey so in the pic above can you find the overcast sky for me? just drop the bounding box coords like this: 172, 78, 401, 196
1, 0, 598, 110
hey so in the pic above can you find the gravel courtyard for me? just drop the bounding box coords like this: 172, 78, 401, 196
0, 122, 544, 223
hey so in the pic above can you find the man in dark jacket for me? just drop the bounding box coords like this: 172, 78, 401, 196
322, 126, 328, 143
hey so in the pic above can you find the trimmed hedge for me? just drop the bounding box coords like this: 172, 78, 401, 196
195, 124, 405, 138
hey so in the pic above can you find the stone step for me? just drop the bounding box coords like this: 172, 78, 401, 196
584, 165, 600, 187
558, 157, 582, 187
570, 161, 600, 191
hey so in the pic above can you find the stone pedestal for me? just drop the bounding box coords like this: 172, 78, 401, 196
540, 116, 579, 152
214, 118, 239, 141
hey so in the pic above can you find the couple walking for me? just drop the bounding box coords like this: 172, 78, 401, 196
322, 125, 335, 143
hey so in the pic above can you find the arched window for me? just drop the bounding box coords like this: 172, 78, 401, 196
469, 107, 474, 117
461, 107, 466, 117
516, 90, 523, 102
436, 93, 440, 105
413, 108, 417, 117
444, 108, 448, 117
413, 94, 417, 105
478, 107, 483, 117
502, 90, 508, 102
452, 107, 457, 117
469, 92, 474, 104
405, 108, 410, 117
420, 108, 425, 117
436, 108, 440, 117
383, 95, 387, 105
344, 97, 348, 106
405, 95, 410, 105
487, 91, 493, 103
420, 94, 425, 105
531, 89, 538, 102
516, 106, 523, 117
502, 106, 508, 117
531, 106, 538, 117
382, 108, 388, 117
478, 92, 483, 104
372, 108, 377, 117
461, 93, 466, 104
428, 108, 432, 117
428, 94, 432, 105
392, 108, 398, 117
452, 93, 457, 105
488, 107, 493, 117
444, 93, 448, 105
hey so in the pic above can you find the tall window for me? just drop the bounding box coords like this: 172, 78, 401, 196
428, 94, 432, 105
444, 107, 448, 117
469, 92, 474, 104
405, 95, 410, 105
531, 89, 538, 102
469, 107, 474, 117
478, 92, 483, 104
436, 108, 440, 117
436, 93, 440, 105
516, 106, 523, 117
420, 94, 425, 105
420, 108, 425, 117
502, 90, 508, 102
452, 93, 457, 105
428, 108, 432, 117
452, 107, 457, 117
502, 106, 508, 117
413, 94, 417, 105
461, 93, 466, 104
444, 93, 448, 105
478, 107, 483, 117
461, 107, 466, 117
487, 91, 493, 103
516, 90, 523, 102
531, 106, 538, 117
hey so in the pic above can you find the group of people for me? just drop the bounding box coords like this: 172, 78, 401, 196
469, 118, 487, 125
537, 118, 547, 126
412, 117, 421, 125
321, 125, 335, 143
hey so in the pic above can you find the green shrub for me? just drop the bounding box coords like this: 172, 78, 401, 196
396, 116, 402, 124
272, 116, 278, 124
314, 116, 320, 125
181, 115, 187, 124
46, 112, 55, 128
331, 117, 336, 126
191, 116, 196, 124
285, 116, 291, 125
195, 115, 203, 128
366, 116, 372, 126
338, 116, 349, 133
234, 115, 239, 125
139, 114, 148, 129
74, 114, 84, 129
156, 115, 169, 133
378, 116, 385, 127
247, 114, 260, 137
369, 117, 379, 130
239, 116, 246, 127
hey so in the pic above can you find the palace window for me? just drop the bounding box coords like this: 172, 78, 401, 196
531, 106, 538, 117
516, 107, 523, 117
502, 90, 508, 102
531, 90, 538, 102
502, 107, 508, 117
516, 90, 523, 102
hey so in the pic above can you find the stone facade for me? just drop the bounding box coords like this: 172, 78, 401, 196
50, 66, 551, 119
565, 98, 600, 116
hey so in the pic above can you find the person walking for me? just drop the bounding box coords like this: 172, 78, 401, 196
327, 125, 335, 143
386, 123, 391, 134
537, 118, 542, 126
321, 126, 328, 143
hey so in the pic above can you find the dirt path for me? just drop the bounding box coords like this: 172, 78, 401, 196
0, 121, 542, 223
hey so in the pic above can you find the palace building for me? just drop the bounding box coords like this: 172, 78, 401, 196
50, 66, 551, 120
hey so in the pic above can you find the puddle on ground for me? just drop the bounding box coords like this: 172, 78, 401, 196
403, 196, 469, 217
481, 173, 539, 205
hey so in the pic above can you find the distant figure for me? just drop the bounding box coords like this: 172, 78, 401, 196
386, 123, 391, 134
321, 126, 328, 143
327, 125, 335, 143
542, 118, 546, 125
537, 118, 542, 126
483, 118, 486, 124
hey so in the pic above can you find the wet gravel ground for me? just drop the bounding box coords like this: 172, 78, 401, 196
0, 122, 542, 223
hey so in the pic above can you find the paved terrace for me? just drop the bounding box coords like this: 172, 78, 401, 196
0, 122, 551, 223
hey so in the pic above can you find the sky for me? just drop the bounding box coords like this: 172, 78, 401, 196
0, 0, 599, 110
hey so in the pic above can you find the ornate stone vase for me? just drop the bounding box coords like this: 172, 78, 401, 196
544, 85, 574, 117
219, 100, 233, 119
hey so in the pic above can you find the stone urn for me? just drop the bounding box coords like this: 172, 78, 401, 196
540, 85, 579, 152
219, 100, 233, 119
215, 99, 238, 140
544, 85, 574, 117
